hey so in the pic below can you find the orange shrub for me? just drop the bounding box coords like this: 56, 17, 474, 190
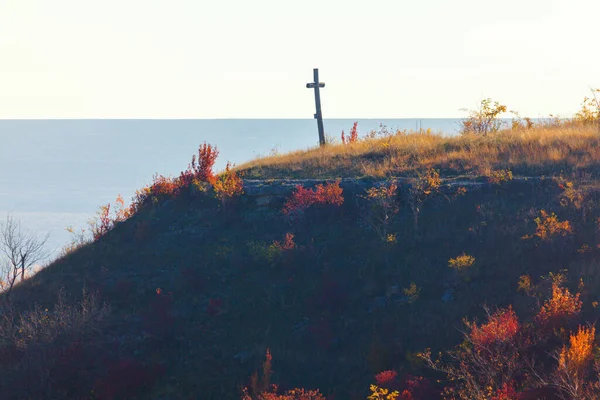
448, 253, 475, 272
149, 174, 179, 197
529, 210, 573, 240
213, 161, 244, 206
128, 174, 179, 215
536, 282, 582, 324
558, 326, 595, 375
114, 194, 131, 221
558, 180, 585, 209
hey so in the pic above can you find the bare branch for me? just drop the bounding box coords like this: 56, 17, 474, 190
0, 214, 49, 299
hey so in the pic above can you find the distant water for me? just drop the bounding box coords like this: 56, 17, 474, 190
0, 118, 461, 260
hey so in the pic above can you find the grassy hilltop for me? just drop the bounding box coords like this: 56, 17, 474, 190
239, 123, 600, 180
3, 105, 600, 399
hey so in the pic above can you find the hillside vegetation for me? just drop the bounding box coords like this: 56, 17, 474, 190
2, 97, 600, 399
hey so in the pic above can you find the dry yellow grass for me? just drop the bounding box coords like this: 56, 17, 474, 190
237, 123, 600, 179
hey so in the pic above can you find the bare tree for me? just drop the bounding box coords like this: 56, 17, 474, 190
0, 258, 20, 299
0, 214, 49, 299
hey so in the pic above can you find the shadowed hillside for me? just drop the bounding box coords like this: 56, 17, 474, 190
3, 121, 600, 399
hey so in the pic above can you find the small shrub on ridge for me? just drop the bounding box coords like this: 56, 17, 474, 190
460, 98, 507, 135
528, 210, 573, 240
448, 253, 475, 272
282, 180, 344, 220
536, 282, 582, 325
341, 121, 359, 145
213, 161, 244, 207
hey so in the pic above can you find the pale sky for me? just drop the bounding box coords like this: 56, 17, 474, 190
0, 0, 598, 118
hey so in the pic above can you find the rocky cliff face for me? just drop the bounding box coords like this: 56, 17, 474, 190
241, 177, 533, 207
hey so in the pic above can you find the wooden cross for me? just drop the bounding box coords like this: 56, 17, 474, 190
306, 68, 326, 146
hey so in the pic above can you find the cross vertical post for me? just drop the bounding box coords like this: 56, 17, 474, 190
306, 68, 326, 146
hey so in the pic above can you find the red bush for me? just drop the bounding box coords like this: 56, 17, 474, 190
192, 142, 219, 184
375, 370, 399, 389
341, 122, 358, 144
273, 233, 296, 251
491, 382, 518, 400
349, 121, 358, 143
469, 306, 520, 348
152, 174, 180, 196
282, 180, 344, 218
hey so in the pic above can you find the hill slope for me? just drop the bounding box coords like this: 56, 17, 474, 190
3, 125, 600, 399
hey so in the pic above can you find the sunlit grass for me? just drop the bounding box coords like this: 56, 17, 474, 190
237, 123, 600, 179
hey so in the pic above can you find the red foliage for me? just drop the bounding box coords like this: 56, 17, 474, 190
349, 121, 358, 143
341, 122, 359, 144
400, 375, 436, 400
491, 382, 518, 400
150, 174, 179, 196
128, 174, 179, 214
314, 181, 344, 205
375, 370, 399, 389
189, 142, 219, 184
282, 180, 344, 218
178, 168, 195, 188
243, 385, 326, 400
273, 233, 296, 251
241, 349, 327, 400
469, 306, 520, 348
283, 186, 317, 216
